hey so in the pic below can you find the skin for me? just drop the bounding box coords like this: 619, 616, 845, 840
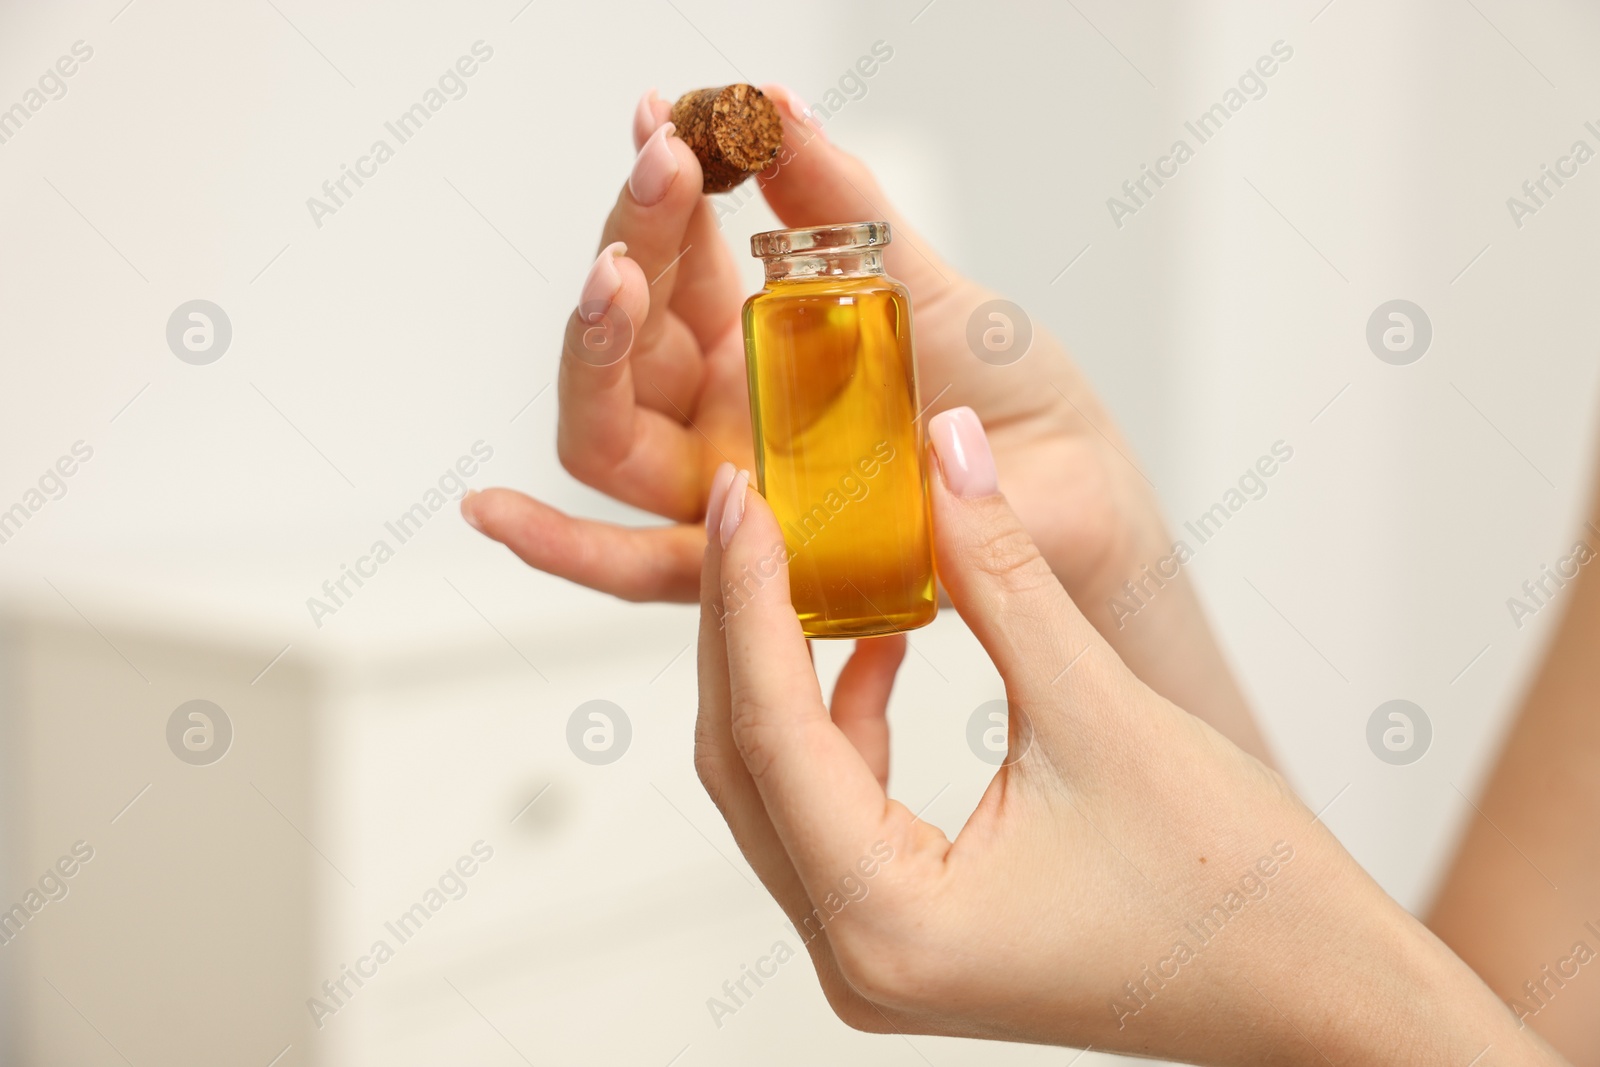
1430, 491, 1600, 1064
462, 88, 1581, 1061
461, 84, 1272, 767
694, 437, 1562, 1064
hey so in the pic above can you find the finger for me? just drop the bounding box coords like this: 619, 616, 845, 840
694, 466, 857, 964
597, 123, 708, 352
628, 304, 706, 423
664, 195, 745, 353
706, 475, 942, 1018
830, 636, 905, 790
717, 473, 919, 885
462, 487, 702, 602
631, 88, 672, 150
629, 91, 744, 351
926, 407, 1127, 738
696, 466, 750, 805
757, 84, 955, 307
558, 245, 707, 520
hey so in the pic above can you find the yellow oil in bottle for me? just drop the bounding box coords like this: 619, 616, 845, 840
742, 272, 936, 638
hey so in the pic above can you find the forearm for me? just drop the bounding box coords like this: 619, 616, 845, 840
1286, 894, 1567, 1066
1073, 830, 1562, 1066
1429, 535, 1600, 1064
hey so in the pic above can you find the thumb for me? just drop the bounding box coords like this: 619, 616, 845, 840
927, 408, 1120, 709
757, 84, 954, 305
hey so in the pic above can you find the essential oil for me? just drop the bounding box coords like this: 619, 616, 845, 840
742, 222, 936, 638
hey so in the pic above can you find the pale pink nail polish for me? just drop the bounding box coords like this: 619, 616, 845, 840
579, 241, 627, 323
632, 89, 667, 151
629, 122, 679, 206
929, 407, 998, 498
719, 469, 750, 549
705, 462, 737, 541
460, 489, 485, 532
764, 83, 825, 141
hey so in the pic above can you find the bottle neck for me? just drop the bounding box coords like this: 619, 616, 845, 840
761, 248, 885, 283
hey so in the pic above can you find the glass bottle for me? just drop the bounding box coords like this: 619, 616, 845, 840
741, 221, 937, 638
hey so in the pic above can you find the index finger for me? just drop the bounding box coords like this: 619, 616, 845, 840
608, 96, 744, 352
715, 476, 909, 886
596, 123, 707, 353
755, 84, 955, 307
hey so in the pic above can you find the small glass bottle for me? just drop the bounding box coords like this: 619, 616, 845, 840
742, 221, 937, 638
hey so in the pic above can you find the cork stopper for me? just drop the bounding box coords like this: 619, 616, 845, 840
669, 84, 784, 194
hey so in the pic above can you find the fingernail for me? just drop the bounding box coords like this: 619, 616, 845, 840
705, 462, 737, 542
930, 407, 998, 499
719, 469, 750, 549
629, 122, 679, 206
765, 83, 825, 141
460, 489, 485, 532
632, 88, 668, 150
579, 241, 627, 323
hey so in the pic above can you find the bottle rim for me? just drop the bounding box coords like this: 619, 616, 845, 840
750, 221, 891, 259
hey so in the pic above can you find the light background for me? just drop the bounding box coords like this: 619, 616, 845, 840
0, 0, 1597, 1064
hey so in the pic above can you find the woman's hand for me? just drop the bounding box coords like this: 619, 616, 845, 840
692, 406, 1562, 1065
463, 86, 1269, 763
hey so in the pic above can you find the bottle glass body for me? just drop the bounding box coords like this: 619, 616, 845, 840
741, 222, 937, 638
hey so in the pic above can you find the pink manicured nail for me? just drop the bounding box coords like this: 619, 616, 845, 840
705, 462, 736, 541
929, 407, 998, 498
629, 122, 679, 206
764, 83, 825, 141
632, 89, 669, 150
579, 241, 627, 323
460, 489, 484, 532
719, 469, 750, 549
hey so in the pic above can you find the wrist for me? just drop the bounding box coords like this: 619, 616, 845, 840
1092, 830, 1562, 1066
1244, 861, 1561, 1066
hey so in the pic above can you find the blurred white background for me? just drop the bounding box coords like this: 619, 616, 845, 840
1, 0, 1598, 1063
